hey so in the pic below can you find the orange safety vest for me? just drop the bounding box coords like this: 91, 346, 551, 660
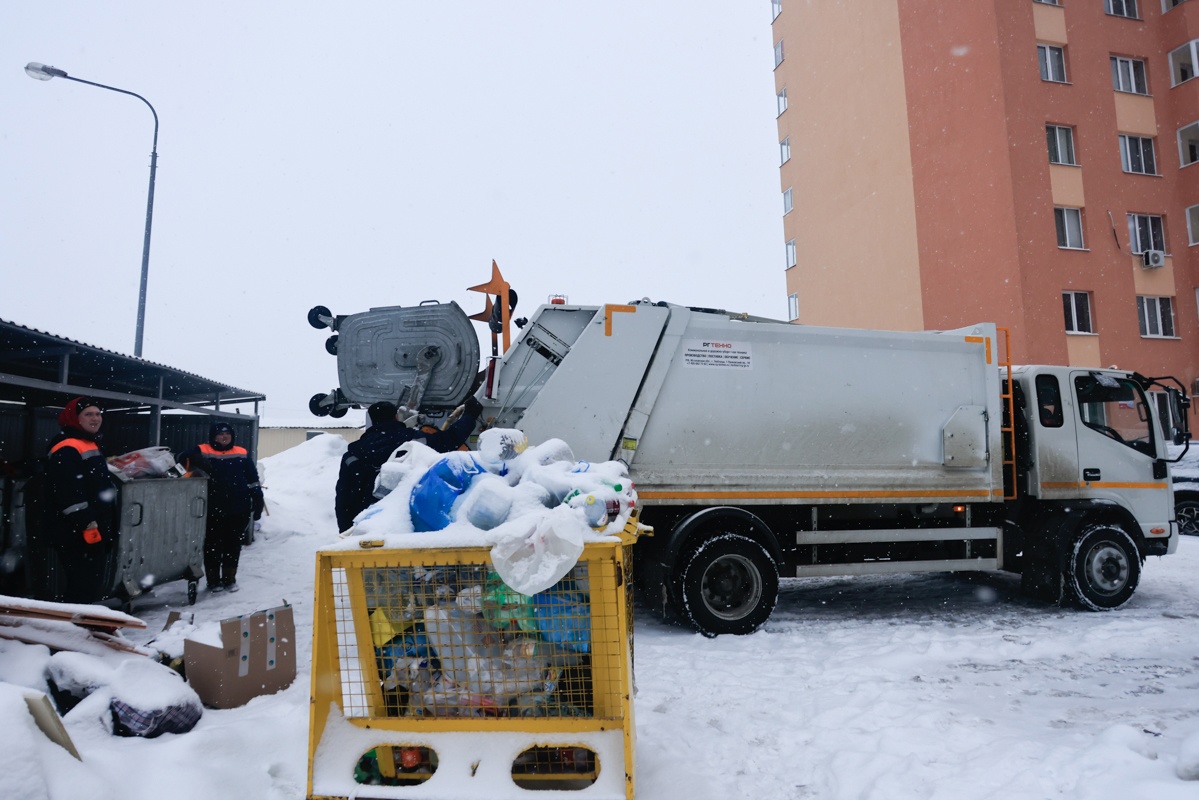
50, 438, 102, 459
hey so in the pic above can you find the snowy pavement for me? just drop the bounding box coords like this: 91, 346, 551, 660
3, 434, 1198, 799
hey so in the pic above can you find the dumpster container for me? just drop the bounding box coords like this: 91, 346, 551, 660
111, 476, 207, 606
307, 514, 645, 800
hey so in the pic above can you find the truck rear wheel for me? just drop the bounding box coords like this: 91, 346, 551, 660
680, 533, 778, 636
1065, 524, 1140, 611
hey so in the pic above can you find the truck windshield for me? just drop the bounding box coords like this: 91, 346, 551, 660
1074, 374, 1155, 457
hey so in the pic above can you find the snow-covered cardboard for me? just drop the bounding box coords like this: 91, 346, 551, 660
178, 604, 295, 709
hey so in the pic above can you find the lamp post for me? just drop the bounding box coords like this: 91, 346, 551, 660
25, 62, 159, 359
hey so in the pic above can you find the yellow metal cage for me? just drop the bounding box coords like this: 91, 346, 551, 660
307, 516, 643, 800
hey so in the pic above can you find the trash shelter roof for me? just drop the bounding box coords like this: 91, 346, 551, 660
0, 317, 264, 413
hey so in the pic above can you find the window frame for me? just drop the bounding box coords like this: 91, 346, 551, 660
1038, 44, 1068, 83
1168, 40, 1198, 87
780, 136, 791, 166
1034, 0, 1061, 5
1128, 213, 1166, 254
774, 40, 784, 69
1179, 121, 1199, 167
772, 0, 782, 20
785, 239, 797, 268
787, 292, 799, 322
1187, 203, 1199, 246
1063, 291, 1094, 334
1106, 0, 1140, 18
1137, 295, 1176, 338
1055, 207, 1085, 249
1119, 134, 1158, 175
1047, 124, 1077, 165
1110, 56, 1148, 94
782, 187, 793, 215
776, 87, 788, 117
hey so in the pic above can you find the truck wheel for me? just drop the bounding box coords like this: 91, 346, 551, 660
1065, 524, 1140, 611
680, 533, 779, 636
1177, 498, 1199, 536
325, 334, 339, 355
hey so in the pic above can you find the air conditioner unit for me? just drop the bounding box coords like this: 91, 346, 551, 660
1141, 249, 1166, 269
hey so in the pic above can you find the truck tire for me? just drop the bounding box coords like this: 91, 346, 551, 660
1065, 524, 1140, 611
680, 533, 779, 636
1177, 497, 1199, 537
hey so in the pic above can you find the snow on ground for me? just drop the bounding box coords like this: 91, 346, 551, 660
3, 433, 1199, 799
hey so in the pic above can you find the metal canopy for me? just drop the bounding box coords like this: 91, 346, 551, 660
0, 317, 264, 414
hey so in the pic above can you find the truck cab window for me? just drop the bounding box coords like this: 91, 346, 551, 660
1073, 374, 1156, 457
1035, 374, 1064, 428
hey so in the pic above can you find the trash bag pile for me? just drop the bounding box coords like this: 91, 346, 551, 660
346, 429, 636, 719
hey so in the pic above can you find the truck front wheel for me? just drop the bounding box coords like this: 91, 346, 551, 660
680, 533, 779, 636
1065, 524, 1140, 611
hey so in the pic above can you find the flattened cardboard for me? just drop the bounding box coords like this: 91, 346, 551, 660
182, 604, 295, 709
24, 691, 81, 760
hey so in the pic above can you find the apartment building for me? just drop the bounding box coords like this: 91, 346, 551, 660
772, 0, 1199, 408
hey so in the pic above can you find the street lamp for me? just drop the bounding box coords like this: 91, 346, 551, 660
25, 62, 159, 359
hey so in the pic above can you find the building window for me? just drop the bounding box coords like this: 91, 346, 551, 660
772, 0, 782, 20
1055, 207, 1085, 249
1106, 0, 1139, 17
1034, 0, 1061, 5
1169, 41, 1198, 86
1137, 296, 1175, 337
1128, 213, 1166, 253
1180, 121, 1199, 166
1063, 291, 1094, 333
787, 293, 799, 321
783, 187, 793, 215
1119, 135, 1157, 174
1111, 57, 1148, 94
777, 87, 788, 116
780, 136, 791, 165
1038, 44, 1067, 82
774, 40, 784, 68
786, 239, 797, 268
1187, 204, 1199, 245
1163, 0, 1191, 11
1047, 125, 1077, 165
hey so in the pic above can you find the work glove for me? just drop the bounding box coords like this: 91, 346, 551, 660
82, 522, 102, 545
463, 395, 484, 420
252, 494, 265, 520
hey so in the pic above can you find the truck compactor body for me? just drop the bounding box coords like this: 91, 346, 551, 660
310, 297, 1191, 636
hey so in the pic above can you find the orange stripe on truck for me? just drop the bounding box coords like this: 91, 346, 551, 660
604, 304, 636, 336
639, 488, 995, 501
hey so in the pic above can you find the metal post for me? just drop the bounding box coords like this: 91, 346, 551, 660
25, 63, 159, 357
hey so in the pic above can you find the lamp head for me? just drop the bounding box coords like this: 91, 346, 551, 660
25, 62, 68, 81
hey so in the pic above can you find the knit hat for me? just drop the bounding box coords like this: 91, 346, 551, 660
368, 401, 398, 425
58, 396, 102, 428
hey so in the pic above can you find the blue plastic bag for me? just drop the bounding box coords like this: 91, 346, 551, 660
409, 453, 484, 532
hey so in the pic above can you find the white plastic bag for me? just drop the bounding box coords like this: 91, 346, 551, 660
490, 505, 586, 596
108, 447, 177, 480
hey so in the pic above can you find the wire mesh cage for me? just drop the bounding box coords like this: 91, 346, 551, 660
307, 514, 643, 800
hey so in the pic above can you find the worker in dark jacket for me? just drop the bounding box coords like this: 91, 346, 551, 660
335, 396, 483, 532
44, 397, 120, 603
180, 422, 263, 593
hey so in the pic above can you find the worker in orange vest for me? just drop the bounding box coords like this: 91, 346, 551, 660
180, 422, 263, 593
44, 396, 119, 603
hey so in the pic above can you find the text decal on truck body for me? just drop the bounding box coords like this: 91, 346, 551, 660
682, 340, 753, 369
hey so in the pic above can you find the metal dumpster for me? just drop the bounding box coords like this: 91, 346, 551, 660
111, 476, 207, 605
307, 514, 644, 800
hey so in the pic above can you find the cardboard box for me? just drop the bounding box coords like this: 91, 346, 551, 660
178, 604, 296, 709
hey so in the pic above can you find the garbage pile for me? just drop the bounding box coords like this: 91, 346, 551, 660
342, 429, 637, 719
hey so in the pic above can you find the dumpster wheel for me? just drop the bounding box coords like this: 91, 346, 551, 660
187, 580, 198, 606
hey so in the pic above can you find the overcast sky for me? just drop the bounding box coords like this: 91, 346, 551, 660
2, 2, 783, 424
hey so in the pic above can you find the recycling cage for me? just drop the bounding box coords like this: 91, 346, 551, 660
306, 513, 645, 800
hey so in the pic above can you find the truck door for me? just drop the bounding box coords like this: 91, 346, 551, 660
1070, 371, 1173, 528
1028, 372, 1080, 496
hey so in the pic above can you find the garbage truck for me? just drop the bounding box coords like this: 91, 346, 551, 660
307, 280, 1192, 636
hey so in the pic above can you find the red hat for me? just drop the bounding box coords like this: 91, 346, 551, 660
58, 396, 102, 428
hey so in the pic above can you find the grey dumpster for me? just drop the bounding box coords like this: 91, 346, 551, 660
113, 476, 207, 605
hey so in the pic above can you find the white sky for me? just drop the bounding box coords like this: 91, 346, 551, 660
1, 2, 784, 424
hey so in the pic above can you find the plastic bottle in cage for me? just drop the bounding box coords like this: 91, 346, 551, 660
581, 494, 608, 528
